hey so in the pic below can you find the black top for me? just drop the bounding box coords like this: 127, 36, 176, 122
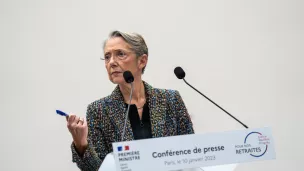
125, 102, 152, 140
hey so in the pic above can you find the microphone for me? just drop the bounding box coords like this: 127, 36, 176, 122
174, 66, 248, 129
121, 71, 135, 141
123, 71, 134, 83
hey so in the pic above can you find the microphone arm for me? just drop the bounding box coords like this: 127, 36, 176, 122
121, 82, 134, 141
183, 78, 248, 129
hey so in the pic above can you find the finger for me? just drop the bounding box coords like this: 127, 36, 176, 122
82, 118, 87, 127
74, 116, 80, 125
68, 114, 76, 123
78, 117, 85, 125
67, 115, 76, 129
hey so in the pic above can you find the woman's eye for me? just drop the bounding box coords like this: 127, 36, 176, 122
118, 51, 125, 57
104, 54, 110, 60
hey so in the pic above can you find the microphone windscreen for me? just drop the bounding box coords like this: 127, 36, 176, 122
123, 71, 134, 83
174, 67, 186, 79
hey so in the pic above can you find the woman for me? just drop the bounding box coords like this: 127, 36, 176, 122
67, 30, 194, 171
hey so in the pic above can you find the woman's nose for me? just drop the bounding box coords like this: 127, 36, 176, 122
108, 55, 118, 66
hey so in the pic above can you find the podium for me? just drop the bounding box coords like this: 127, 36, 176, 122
99, 153, 238, 171
99, 127, 275, 171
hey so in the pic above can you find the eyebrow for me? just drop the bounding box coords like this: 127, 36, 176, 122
104, 48, 129, 54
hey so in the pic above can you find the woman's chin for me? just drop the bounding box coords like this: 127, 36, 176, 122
110, 77, 125, 85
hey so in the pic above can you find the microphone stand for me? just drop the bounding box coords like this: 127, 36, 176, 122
183, 78, 248, 129
121, 82, 134, 141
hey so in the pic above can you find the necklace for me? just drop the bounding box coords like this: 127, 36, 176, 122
137, 99, 146, 109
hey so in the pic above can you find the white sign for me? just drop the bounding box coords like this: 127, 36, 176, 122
112, 127, 275, 171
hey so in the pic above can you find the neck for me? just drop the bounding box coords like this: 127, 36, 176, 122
119, 77, 145, 104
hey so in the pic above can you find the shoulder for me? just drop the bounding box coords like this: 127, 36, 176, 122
86, 95, 112, 114
153, 87, 176, 95
151, 86, 187, 113
144, 81, 182, 99
151, 86, 182, 101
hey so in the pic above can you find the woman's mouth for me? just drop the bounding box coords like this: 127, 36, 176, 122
111, 71, 122, 75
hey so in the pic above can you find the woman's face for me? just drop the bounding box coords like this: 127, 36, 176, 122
103, 37, 147, 84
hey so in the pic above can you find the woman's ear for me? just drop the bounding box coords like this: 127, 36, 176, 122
138, 54, 148, 70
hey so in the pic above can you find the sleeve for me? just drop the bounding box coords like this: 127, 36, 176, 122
173, 90, 195, 135
71, 102, 110, 171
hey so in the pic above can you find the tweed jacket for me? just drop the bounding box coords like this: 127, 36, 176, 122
71, 81, 194, 171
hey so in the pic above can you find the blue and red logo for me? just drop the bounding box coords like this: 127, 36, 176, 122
117, 145, 130, 152
244, 131, 269, 157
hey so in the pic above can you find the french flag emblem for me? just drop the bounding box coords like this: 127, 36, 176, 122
118, 145, 130, 151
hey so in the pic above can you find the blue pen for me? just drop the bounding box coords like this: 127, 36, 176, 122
56, 110, 69, 117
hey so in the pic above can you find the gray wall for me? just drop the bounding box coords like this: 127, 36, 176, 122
0, 0, 303, 170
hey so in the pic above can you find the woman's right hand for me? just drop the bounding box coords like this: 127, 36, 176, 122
67, 114, 88, 156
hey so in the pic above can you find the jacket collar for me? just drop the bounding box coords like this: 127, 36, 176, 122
108, 81, 166, 141
110, 81, 153, 101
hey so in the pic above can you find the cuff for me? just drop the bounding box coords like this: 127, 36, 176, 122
71, 142, 101, 170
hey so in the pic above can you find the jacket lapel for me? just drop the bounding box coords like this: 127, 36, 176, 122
108, 81, 167, 141
144, 82, 167, 138
108, 85, 134, 142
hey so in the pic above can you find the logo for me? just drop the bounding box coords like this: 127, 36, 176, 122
117, 145, 130, 152
244, 132, 269, 157
116, 145, 141, 162
235, 131, 270, 157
